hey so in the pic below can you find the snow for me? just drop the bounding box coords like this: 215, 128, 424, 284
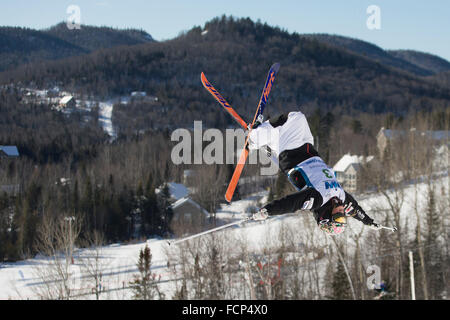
0, 175, 448, 300
215, 191, 267, 222
0, 241, 169, 300
155, 182, 190, 201
131, 91, 146, 97
168, 182, 189, 200
98, 101, 116, 139
59, 95, 73, 104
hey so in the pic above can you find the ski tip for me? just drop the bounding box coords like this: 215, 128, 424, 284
271, 62, 281, 72
225, 194, 232, 203
201, 72, 211, 88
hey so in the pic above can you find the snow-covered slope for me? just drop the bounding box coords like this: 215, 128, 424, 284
0, 175, 447, 299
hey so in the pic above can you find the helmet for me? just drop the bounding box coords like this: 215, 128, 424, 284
318, 197, 347, 235
319, 219, 346, 235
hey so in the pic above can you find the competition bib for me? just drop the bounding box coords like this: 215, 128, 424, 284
292, 156, 345, 204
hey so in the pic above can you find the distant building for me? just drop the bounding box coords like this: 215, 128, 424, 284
0, 146, 19, 158
59, 95, 76, 109
131, 91, 147, 97
130, 91, 158, 102
170, 197, 210, 237
333, 154, 375, 193
55, 177, 71, 187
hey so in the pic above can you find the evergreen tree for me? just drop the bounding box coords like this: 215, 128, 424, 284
17, 182, 41, 256
331, 259, 352, 300
351, 119, 363, 134
72, 179, 79, 214
130, 245, 162, 300
82, 178, 94, 231
158, 184, 173, 236
0, 192, 9, 261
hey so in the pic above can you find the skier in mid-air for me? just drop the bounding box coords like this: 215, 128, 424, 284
248, 110, 382, 235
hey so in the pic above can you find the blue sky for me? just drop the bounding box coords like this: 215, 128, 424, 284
1, 0, 450, 61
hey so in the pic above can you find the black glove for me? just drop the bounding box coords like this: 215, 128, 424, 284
251, 114, 264, 129
367, 221, 382, 230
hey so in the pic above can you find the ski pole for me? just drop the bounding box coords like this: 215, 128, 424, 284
167, 217, 252, 246
380, 225, 397, 232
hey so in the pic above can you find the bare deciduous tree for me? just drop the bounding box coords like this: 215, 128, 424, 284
79, 230, 108, 300
32, 213, 82, 299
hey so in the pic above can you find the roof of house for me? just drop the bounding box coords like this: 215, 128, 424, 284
59, 95, 74, 104
171, 197, 210, 217
333, 154, 374, 172
0, 146, 19, 157
131, 91, 146, 96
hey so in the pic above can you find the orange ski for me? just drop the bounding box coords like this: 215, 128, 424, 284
225, 63, 280, 202
201, 72, 249, 130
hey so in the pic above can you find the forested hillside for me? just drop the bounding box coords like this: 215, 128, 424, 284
389, 49, 450, 75
0, 23, 154, 71
44, 22, 154, 51
304, 34, 450, 76
0, 16, 449, 264
2, 16, 450, 127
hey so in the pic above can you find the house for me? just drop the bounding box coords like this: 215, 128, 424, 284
0, 146, 19, 158
333, 154, 375, 193
55, 177, 71, 187
170, 197, 211, 236
154, 181, 210, 236
59, 95, 76, 109
130, 91, 158, 102
131, 91, 147, 97
377, 127, 450, 159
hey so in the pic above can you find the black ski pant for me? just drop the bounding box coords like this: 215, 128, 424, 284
262, 169, 322, 216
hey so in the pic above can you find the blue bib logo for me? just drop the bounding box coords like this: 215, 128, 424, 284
325, 181, 341, 190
